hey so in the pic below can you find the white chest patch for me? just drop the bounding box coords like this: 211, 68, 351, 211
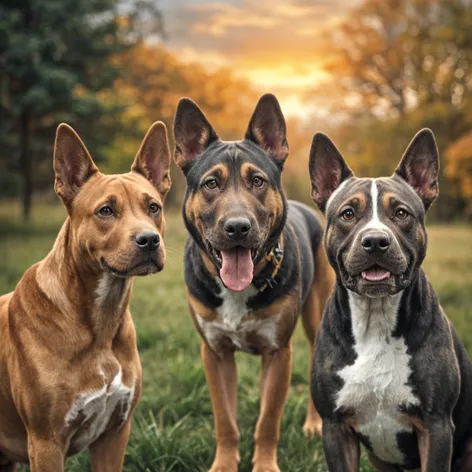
196, 281, 280, 354
65, 368, 135, 453
335, 291, 419, 465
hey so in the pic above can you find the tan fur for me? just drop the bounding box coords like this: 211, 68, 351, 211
341, 192, 368, 212
417, 428, 430, 472
240, 161, 285, 236
0, 123, 170, 471
183, 152, 332, 470
253, 344, 292, 472
201, 343, 240, 472
187, 239, 334, 471
382, 192, 394, 210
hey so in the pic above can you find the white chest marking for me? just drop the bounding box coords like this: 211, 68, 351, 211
196, 281, 280, 353
65, 368, 135, 452
335, 291, 419, 465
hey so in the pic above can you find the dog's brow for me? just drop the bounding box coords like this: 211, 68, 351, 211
143, 193, 157, 203
339, 192, 367, 212
382, 192, 414, 214
200, 164, 229, 183
102, 195, 117, 205
240, 162, 268, 180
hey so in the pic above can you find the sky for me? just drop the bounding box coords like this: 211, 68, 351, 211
158, 0, 360, 117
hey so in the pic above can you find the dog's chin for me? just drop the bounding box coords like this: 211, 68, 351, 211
101, 258, 163, 277
340, 261, 408, 298
353, 276, 400, 298
129, 260, 163, 276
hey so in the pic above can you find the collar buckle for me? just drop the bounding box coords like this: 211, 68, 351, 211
259, 236, 284, 293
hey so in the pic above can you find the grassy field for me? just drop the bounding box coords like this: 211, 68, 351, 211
1, 201, 471, 472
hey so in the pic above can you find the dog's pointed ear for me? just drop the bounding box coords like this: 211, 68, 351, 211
309, 133, 354, 212
131, 121, 172, 199
53, 123, 99, 208
173, 98, 219, 173
394, 128, 439, 211
245, 93, 289, 167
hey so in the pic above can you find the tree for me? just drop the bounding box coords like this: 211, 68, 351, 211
323, 0, 472, 120
446, 131, 472, 219
0, 0, 163, 219
103, 42, 259, 205
316, 0, 472, 219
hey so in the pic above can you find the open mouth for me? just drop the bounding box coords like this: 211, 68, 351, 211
209, 244, 258, 268
208, 244, 258, 292
361, 265, 392, 282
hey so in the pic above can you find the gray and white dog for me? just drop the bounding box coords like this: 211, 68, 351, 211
309, 129, 472, 471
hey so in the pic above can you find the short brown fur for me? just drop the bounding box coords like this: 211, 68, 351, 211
0, 122, 171, 471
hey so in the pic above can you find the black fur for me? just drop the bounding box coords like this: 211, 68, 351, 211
185, 198, 323, 316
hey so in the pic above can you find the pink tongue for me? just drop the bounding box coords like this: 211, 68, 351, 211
362, 267, 391, 281
220, 247, 254, 292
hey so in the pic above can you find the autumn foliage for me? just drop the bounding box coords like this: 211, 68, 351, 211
1, 0, 472, 220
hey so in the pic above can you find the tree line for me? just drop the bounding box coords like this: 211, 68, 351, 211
1, 0, 471, 220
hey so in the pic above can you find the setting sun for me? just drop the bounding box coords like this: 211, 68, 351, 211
160, 0, 360, 116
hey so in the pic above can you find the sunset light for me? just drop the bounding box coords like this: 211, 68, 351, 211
161, 0, 361, 116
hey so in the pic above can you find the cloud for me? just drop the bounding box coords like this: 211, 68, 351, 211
161, 0, 360, 116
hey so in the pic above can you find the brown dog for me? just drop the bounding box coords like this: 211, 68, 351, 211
174, 94, 335, 472
0, 122, 171, 471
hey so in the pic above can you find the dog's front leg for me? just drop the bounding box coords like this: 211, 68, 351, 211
252, 344, 292, 472
417, 419, 453, 472
322, 421, 360, 472
202, 342, 240, 472
27, 436, 64, 472
89, 420, 132, 472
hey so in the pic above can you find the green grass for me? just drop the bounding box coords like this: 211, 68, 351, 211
1, 201, 471, 471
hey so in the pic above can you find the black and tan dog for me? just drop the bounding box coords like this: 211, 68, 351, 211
309, 129, 472, 471
173, 94, 335, 472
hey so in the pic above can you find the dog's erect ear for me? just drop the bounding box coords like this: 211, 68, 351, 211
309, 133, 354, 212
245, 93, 289, 167
53, 124, 99, 208
132, 121, 172, 199
173, 98, 219, 173
394, 128, 439, 211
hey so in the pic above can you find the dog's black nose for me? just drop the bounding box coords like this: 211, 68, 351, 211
362, 231, 390, 255
224, 218, 251, 240
135, 230, 160, 251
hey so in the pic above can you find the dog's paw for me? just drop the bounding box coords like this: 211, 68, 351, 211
209, 461, 238, 472
302, 419, 323, 439
252, 461, 280, 472
209, 468, 236, 472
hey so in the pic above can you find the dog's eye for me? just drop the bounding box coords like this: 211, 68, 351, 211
98, 205, 113, 217
252, 176, 265, 188
205, 179, 219, 190
395, 208, 409, 220
149, 202, 160, 214
341, 208, 355, 221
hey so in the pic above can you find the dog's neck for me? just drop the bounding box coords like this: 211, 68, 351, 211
346, 290, 403, 343
36, 218, 132, 341
332, 269, 434, 341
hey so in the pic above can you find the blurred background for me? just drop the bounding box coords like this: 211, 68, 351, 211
1, 0, 472, 219
1, 1, 472, 470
